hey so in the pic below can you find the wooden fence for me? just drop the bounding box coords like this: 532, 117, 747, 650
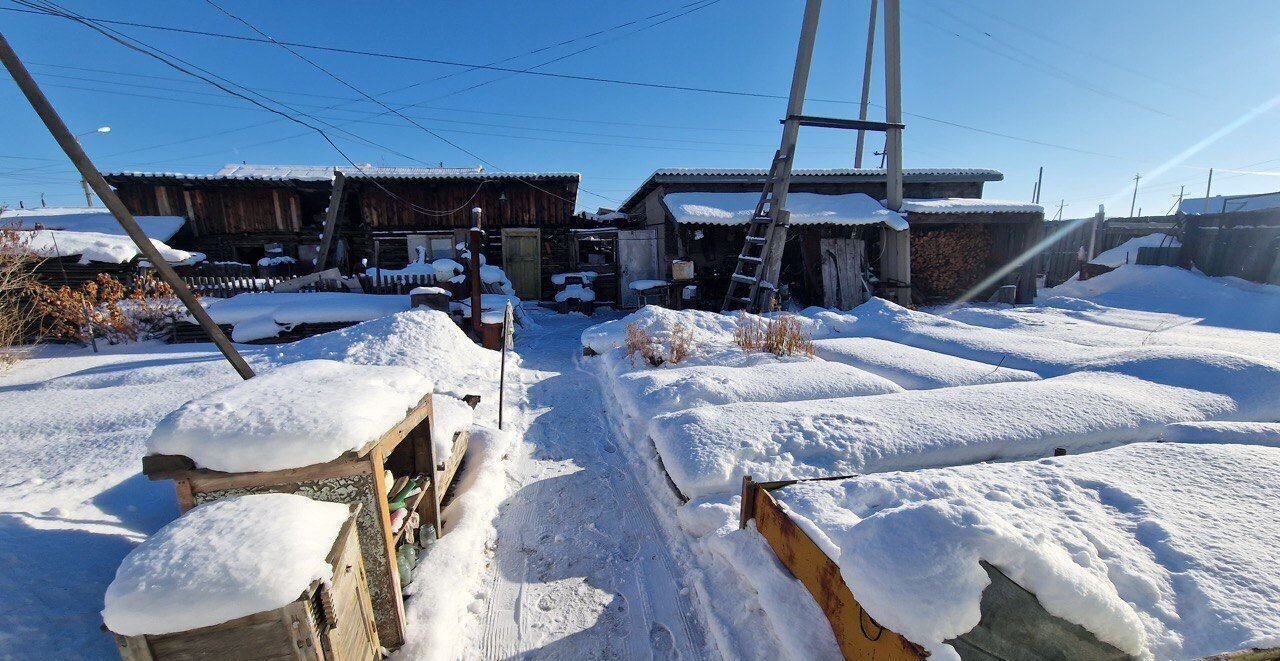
167, 273, 444, 298
1035, 216, 1179, 287
181, 276, 287, 298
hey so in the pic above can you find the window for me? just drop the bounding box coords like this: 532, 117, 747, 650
576, 235, 615, 267
407, 234, 456, 262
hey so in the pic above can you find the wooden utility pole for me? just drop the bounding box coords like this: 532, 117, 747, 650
80, 178, 93, 207
469, 207, 484, 334
1129, 173, 1141, 217
1033, 166, 1043, 204
1053, 200, 1067, 221
854, 0, 878, 168
883, 0, 903, 210
1088, 205, 1104, 260
0, 33, 255, 380
314, 169, 345, 271
1203, 168, 1214, 214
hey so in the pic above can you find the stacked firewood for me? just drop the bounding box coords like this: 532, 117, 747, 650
910, 225, 994, 301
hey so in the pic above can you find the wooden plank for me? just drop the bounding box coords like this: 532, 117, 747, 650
365, 445, 408, 641
316, 171, 346, 271
115, 635, 155, 661
173, 478, 196, 514
272, 189, 285, 232
750, 485, 927, 661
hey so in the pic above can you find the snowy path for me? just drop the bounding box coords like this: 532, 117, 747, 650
472, 310, 709, 660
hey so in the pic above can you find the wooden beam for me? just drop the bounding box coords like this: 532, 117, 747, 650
316, 170, 346, 271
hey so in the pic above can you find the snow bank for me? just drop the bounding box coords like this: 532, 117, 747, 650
1162, 421, 1280, 446
665, 191, 908, 230
0, 208, 185, 241
812, 336, 1040, 389
611, 359, 901, 419
200, 292, 410, 342
1047, 265, 1280, 333
1087, 233, 1180, 268
398, 425, 515, 661
554, 284, 595, 302
148, 360, 431, 472
26, 229, 201, 265
581, 306, 739, 355
897, 198, 1042, 214
102, 494, 349, 635
649, 372, 1235, 500
772, 442, 1280, 659
432, 395, 475, 460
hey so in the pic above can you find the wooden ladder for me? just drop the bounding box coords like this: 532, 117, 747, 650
722, 150, 792, 312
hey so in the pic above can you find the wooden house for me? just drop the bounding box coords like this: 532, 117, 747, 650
617, 168, 1044, 308
105, 165, 585, 300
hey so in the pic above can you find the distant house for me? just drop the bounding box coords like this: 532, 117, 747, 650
1179, 191, 1280, 215
616, 168, 1043, 308
0, 207, 200, 287
104, 165, 584, 300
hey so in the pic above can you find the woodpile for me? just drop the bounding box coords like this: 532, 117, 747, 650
909, 225, 994, 301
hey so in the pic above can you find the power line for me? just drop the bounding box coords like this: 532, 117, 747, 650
1, 1, 1182, 160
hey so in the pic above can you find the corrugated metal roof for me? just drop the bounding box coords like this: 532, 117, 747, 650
105, 164, 580, 184
620, 167, 1004, 211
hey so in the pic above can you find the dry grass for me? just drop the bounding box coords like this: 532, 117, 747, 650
735, 313, 813, 358
0, 223, 41, 369
31, 272, 184, 346
625, 320, 695, 367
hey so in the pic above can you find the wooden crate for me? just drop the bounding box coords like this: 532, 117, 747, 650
143, 394, 473, 649
111, 503, 380, 661
740, 476, 927, 661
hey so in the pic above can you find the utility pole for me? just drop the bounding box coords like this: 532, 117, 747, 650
1203, 168, 1214, 214
854, 0, 878, 168
1088, 204, 1104, 260
1032, 166, 1043, 204
1129, 173, 1141, 217
81, 179, 93, 207
0, 33, 255, 380
883, 0, 903, 210
1053, 199, 1067, 221
468, 207, 484, 335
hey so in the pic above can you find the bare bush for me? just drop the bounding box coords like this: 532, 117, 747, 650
0, 224, 42, 368
32, 272, 185, 345
668, 323, 694, 365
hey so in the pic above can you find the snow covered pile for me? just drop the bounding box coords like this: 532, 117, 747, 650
581, 306, 740, 357
1085, 233, 1180, 268
649, 372, 1237, 499
812, 336, 1040, 389
610, 360, 901, 419
1048, 265, 1280, 333
268, 309, 502, 404
896, 197, 1042, 214
102, 494, 349, 635
554, 284, 595, 303
199, 292, 410, 342
148, 359, 431, 472
25, 229, 202, 265
771, 442, 1280, 660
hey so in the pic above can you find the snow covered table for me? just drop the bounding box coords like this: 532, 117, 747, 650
104, 495, 378, 660
141, 361, 474, 649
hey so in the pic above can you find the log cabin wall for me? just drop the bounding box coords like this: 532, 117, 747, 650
353, 178, 578, 230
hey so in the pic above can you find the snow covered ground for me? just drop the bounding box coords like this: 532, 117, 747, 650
582, 264, 1280, 659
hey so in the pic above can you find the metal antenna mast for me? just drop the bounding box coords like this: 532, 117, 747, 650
722, 0, 904, 313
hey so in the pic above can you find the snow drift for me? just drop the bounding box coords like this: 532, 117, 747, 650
771, 442, 1280, 660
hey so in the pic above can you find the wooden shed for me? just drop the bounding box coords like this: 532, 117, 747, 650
142, 393, 473, 649
617, 168, 1044, 308
109, 502, 379, 661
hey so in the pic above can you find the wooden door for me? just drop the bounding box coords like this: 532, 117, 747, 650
617, 229, 659, 308
502, 229, 541, 300
819, 238, 867, 310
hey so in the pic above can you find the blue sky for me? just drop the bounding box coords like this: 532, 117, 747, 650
2, 0, 1279, 218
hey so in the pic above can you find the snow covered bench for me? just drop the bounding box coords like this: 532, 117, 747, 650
104, 495, 379, 660
141, 360, 476, 648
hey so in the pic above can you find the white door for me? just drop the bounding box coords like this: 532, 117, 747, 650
617, 229, 659, 308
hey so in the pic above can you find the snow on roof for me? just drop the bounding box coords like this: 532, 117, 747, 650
147, 359, 432, 472
897, 198, 1043, 214
652, 167, 1003, 179
102, 493, 350, 635
771, 441, 1280, 659
1087, 233, 1180, 268
0, 207, 185, 241
664, 191, 908, 230
107, 164, 578, 183
1178, 191, 1280, 215
26, 229, 202, 265
197, 292, 411, 342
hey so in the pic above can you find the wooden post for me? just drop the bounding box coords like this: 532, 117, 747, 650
315, 169, 345, 271
854, 0, 878, 168
498, 300, 511, 430
469, 207, 483, 334
0, 33, 255, 380
883, 0, 904, 211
